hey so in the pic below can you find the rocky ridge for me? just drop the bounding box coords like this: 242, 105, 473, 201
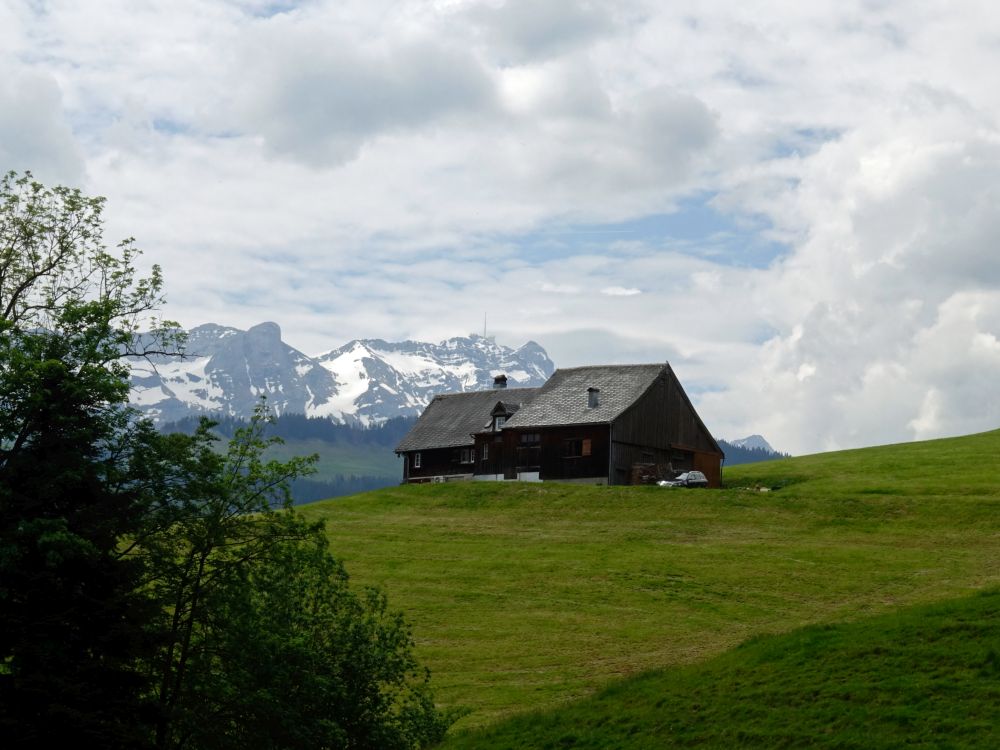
129, 322, 554, 425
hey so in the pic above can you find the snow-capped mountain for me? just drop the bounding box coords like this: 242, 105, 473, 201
314, 336, 553, 424
129, 322, 554, 425
728, 434, 776, 453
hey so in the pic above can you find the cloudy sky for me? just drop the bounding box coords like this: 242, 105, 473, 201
4, 0, 1000, 454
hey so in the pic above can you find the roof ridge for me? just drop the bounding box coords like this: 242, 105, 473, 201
554, 363, 667, 372
434, 386, 538, 398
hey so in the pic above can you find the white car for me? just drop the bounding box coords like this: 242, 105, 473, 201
657, 471, 709, 488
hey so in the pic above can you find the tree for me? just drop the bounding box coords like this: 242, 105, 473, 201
0, 171, 451, 748
0, 170, 176, 747
141, 411, 450, 749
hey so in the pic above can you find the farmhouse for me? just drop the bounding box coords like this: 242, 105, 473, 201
394, 378, 540, 483
396, 364, 724, 487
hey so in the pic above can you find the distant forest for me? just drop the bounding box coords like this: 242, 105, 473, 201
717, 440, 790, 465
159, 413, 417, 503
284, 476, 398, 505
160, 412, 415, 446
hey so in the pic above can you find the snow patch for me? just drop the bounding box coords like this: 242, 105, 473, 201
130, 356, 224, 411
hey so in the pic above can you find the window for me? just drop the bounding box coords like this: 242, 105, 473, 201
460, 448, 474, 464
495, 416, 506, 430
414, 452, 421, 469
564, 439, 583, 457
582, 439, 592, 457
520, 433, 540, 445
482, 443, 489, 461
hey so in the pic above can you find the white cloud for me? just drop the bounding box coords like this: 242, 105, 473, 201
701, 107, 1000, 453
235, 19, 498, 165
0, 70, 83, 184
540, 282, 580, 294
467, 0, 616, 64
601, 286, 640, 296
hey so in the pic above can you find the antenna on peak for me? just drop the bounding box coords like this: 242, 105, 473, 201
481, 313, 495, 344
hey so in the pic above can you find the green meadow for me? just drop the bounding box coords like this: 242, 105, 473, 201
299, 429, 1000, 742
446, 589, 1000, 748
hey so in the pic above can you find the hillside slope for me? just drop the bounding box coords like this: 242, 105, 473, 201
444, 589, 1000, 748
300, 429, 1000, 731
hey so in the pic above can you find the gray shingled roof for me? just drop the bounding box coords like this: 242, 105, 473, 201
503, 364, 665, 428
395, 388, 540, 452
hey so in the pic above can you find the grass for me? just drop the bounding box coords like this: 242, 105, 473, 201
299, 429, 1000, 733
442, 588, 1000, 748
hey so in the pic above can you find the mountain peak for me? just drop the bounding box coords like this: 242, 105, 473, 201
729, 434, 776, 453
130, 324, 555, 426
247, 321, 281, 338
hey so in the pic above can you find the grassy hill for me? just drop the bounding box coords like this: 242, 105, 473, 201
299, 429, 1000, 739
444, 588, 1000, 748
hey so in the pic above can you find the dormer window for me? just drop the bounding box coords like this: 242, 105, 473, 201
495, 416, 506, 430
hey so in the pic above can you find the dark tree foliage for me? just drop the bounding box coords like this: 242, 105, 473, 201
0, 170, 175, 748
140, 412, 450, 750
0, 172, 451, 749
0, 358, 160, 747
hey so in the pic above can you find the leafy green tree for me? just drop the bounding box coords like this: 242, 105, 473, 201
142, 410, 450, 750
0, 171, 451, 748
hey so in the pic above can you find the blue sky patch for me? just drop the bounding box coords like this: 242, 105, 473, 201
245, 1, 300, 19
152, 118, 190, 136
769, 127, 842, 159
506, 195, 790, 269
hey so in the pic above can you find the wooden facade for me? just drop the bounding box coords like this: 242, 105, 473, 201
475, 424, 612, 482
401, 445, 477, 482
398, 364, 724, 487
395, 386, 539, 484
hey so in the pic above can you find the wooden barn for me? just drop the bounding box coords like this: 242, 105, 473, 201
397, 364, 724, 487
473, 364, 723, 487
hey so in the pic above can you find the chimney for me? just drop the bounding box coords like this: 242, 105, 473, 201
493, 374, 508, 390
587, 387, 600, 408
